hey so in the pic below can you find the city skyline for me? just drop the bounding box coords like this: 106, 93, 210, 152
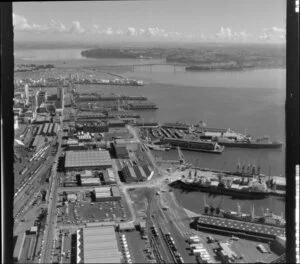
13, 0, 286, 44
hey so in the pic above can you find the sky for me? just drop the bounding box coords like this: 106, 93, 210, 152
13, 0, 286, 44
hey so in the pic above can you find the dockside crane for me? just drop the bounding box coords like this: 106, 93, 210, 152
204, 194, 209, 214
177, 146, 185, 164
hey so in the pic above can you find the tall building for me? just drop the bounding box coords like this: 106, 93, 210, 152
14, 115, 19, 130
57, 86, 64, 107
37, 90, 47, 107
24, 84, 29, 104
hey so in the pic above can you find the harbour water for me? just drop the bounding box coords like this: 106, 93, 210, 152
15, 48, 286, 215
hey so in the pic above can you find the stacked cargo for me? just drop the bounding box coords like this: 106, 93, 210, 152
188, 236, 213, 263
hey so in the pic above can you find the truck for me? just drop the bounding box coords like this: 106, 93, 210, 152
192, 249, 205, 256
190, 243, 204, 249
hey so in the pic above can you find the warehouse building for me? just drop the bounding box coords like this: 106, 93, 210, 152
108, 119, 125, 128
103, 169, 117, 185
79, 226, 122, 263
115, 145, 129, 159
114, 138, 140, 152
65, 150, 112, 171
118, 222, 135, 232
81, 178, 101, 187
13, 233, 26, 262
94, 186, 121, 202
79, 170, 93, 178
121, 164, 149, 183
76, 121, 108, 133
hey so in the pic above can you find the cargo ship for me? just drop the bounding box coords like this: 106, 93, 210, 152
162, 137, 224, 154
204, 203, 285, 228
169, 166, 270, 199
145, 143, 171, 151
171, 179, 269, 199
125, 102, 158, 110
195, 121, 283, 149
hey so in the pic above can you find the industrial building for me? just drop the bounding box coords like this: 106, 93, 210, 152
79, 170, 93, 178
37, 90, 47, 107
121, 163, 150, 183
65, 150, 112, 171
77, 112, 106, 120
13, 233, 26, 262
114, 138, 140, 152
77, 226, 122, 263
67, 193, 77, 202
103, 169, 117, 185
94, 186, 121, 202
162, 122, 190, 130
81, 178, 101, 186
115, 145, 129, 159
108, 120, 125, 128
118, 222, 135, 232
76, 121, 109, 133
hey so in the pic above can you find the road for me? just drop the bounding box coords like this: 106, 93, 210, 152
40, 133, 63, 263
127, 125, 161, 176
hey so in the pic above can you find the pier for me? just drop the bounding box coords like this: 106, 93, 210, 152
190, 214, 285, 242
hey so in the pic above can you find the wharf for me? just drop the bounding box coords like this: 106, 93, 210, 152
191, 214, 285, 240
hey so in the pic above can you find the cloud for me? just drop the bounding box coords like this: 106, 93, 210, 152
49, 19, 68, 33
127, 27, 137, 36
259, 26, 285, 41
13, 13, 31, 30
69, 21, 86, 34
13, 13, 86, 35
271, 27, 285, 33
215, 27, 250, 41
216, 27, 232, 38
217, 27, 250, 40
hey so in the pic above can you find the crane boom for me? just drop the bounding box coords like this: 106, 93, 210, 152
177, 146, 185, 164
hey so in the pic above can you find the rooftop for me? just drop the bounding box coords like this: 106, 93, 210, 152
82, 226, 121, 263
65, 150, 112, 168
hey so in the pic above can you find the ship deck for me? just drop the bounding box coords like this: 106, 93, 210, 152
195, 215, 285, 237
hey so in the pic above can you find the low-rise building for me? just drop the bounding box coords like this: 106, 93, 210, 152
67, 193, 77, 202
65, 150, 112, 171
103, 169, 117, 185
81, 178, 101, 186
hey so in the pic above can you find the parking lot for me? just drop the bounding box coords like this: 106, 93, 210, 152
192, 230, 280, 264
60, 199, 128, 225
118, 230, 152, 264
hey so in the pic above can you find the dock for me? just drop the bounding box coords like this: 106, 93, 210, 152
190, 214, 285, 242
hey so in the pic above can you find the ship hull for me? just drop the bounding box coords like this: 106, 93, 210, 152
170, 180, 269, 199
218, 141, 283, 149
169, 146, 224, 154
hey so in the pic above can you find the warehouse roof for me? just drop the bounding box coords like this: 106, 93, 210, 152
65, 150, 112, 168
83, 226, 121, 263
111, 186, 121, 197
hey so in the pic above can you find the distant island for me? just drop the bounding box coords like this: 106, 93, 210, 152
81, 44, 285, 70
15, 64, 55, 72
